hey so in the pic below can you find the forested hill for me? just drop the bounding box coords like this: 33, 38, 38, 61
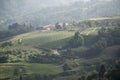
0, 0, 120, 28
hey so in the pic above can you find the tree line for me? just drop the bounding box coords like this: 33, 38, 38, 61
0, 23, 35, 40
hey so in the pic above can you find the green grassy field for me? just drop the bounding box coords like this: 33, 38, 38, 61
7, 29, 99, 48
9, 31, 75, 48
0, 63, 63, 79
80, 27, 100, 35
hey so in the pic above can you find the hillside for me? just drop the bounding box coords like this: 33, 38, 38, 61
0, 17, 120, 80
9, 31, 75, 48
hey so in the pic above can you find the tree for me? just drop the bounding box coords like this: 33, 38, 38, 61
62, 63, 71, 72
98, 27, 107, 37
81, 76, 85, 80
18, 39, 22, 45
55, 22, 63, 30
68, 31, 84, 48
14, 68, 19, 76
8, 23, 35, 35
99, 64, 106, 80
86, 76, 92, 80
0, 55, 8, 63
19, 75, 23, 80
1, 41, 13, 47
78, 78, 81, 80
115, 60, 120, 69
8, 23, 19, 30
97, 38, 107, 50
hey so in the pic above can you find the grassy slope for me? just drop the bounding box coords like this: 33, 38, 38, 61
8, 28, 99, 48
80, 27, 100, 35
9, 31, 75, 48
0, 63, 63, 79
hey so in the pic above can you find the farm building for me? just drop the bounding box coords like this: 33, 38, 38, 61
42, 24, 53, 30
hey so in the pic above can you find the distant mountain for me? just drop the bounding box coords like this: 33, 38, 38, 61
0, 0, 120, 28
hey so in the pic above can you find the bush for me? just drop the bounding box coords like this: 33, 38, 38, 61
0, 55, 8, 63
1, 41, 13, 47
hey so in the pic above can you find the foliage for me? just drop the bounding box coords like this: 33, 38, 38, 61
67, 31, 84, 48
28, 53, 63, 64
0, 55, 8, 63
0, 63, 62, 79
84, 60, 120, 80
55, 23, 63, 30
8, 23, 35, 34
1, 41, 13, 47
0, 23, 35, 40
62, 63, 71, 72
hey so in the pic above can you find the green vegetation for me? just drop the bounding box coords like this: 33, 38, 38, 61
21, 31, 75, 47
0, 17, 120, 80
67, 31, 84, 48
0, 22, 35, 40
0, 63, 62, 79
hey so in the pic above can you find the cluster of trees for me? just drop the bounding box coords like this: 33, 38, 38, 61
59, 60, 120, 80
0, 54, 8, 63
28, 53, 63, 64
98, 26, 120, 47
55, 22, 69, 30
77, 19, 120, 28
65, 31, 84, 48
0, 23, 35, 40
81, 26, 120, 58
62, 63, 71, 72
0, 49, 35, 63
8, 23, 35, 34
77, 60, 120, 80
1, 41, 13, 47
0, 47, 64, 63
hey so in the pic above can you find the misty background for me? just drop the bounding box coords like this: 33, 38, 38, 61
0, 0, 120, 29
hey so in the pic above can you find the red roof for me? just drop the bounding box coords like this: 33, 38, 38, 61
43, 24, 52, 28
